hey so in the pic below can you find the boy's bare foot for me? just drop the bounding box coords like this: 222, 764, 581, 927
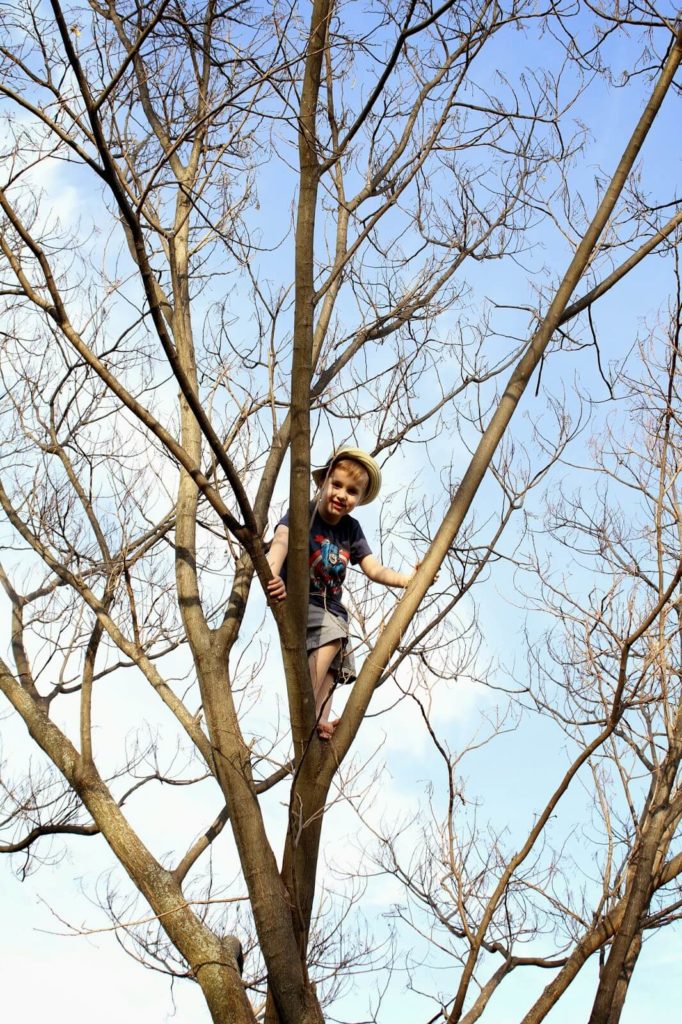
317, 718, 341, 740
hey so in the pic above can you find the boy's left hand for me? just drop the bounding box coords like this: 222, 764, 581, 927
409, 561, 439, 585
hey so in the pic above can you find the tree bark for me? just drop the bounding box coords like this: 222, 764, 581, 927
605, 934, 643, 1024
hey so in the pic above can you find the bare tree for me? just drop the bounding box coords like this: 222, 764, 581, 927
365, 240, 682, 1023
0, 1, 680, 1022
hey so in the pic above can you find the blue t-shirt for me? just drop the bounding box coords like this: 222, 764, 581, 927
277, 509, 372, 621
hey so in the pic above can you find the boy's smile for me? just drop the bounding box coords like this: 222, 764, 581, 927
317, 465, 367, 524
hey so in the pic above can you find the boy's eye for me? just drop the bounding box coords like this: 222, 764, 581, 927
329, 477, 359, 496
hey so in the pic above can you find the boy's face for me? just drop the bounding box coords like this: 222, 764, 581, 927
317, 463, 368, 524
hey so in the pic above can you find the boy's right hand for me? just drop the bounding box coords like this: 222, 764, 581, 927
267, 575, 287, 601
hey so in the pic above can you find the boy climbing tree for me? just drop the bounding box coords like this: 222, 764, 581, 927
267, 448, 415, 738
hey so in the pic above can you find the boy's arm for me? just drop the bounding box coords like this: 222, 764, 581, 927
359, 553, 414, 589
266, 525, 289, 601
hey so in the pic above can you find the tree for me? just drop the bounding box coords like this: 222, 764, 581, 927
371, 261, 682, 1023
0, 1, 680, 1021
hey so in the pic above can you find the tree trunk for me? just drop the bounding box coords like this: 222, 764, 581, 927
605, 933, 643, 1024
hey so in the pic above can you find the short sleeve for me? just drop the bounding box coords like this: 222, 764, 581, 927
348, 517, 371, 564
276, 509, 290, 529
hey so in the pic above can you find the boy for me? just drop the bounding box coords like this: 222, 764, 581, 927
266, 447, 414, 739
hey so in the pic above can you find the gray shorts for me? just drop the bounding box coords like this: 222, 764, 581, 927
307, 604, 357, 686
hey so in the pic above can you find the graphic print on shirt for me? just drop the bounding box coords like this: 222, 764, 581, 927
310, 534, 350, 598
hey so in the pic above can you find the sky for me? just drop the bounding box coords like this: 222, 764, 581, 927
1, 2, 682, 1023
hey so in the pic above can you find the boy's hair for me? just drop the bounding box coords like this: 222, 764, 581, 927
330, 458, 370, 495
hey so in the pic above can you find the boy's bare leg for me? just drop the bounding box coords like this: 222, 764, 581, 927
308, 641, 341, 739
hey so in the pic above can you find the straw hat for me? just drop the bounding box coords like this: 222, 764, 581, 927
312, 447, 382, 505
